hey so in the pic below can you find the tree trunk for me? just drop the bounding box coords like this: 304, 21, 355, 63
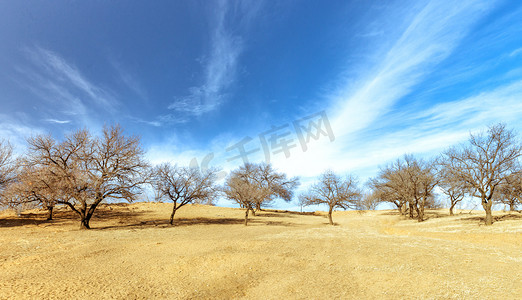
328, 208, 334, 225
394, 202, 403, 215
482, 199, 493, 225
244, 207, 250, 226
250, 207, 256, 216
417, 205, 424, 222
46, 206, 54, 221
509, 202, 515, 212
409, 202, 414, 219
401, 203, 408, 215
80, 215, 91, 229
79, 199, 101, 230
78, 203, 90, 230
170, 203, 178, 225
449, 204, 455, 216
397, 206, 403, 215
417, 198, 425, 222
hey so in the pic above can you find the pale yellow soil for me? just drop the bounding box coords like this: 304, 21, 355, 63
0, 203, 521, 299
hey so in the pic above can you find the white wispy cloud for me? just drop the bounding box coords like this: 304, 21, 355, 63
330, 0, 493, 138
15, 46, 119, 129
134, 119, 162, 127
510, 47, 522, 57
131, 114, 190, 127
111, 60, 148, 100
44, 119, 71, 124
168, 92, 223, 117
305, 79, 522, 178
25, 47, 117, 110
246, 76, 522, 210
167, 0, 247, 118
0, 113, 45, 153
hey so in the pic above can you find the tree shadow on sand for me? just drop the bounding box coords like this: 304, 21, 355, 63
94, 217, 298, 230
0, 216, 51, 228
1, 204, 317, 230
254, 212, 296, 218
0, 205, 145, 229
259, 209, 316, 216
379, 210, 447, 220
461, 213, 522, 224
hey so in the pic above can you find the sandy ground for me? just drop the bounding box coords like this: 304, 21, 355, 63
0, 203, 521, 299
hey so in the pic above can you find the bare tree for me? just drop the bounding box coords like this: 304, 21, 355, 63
25, 130, 91, 219
223, 167, 269, 226
223, 163, 299, 226
369, 159, 412, 217
300, 170, 361, 225
370, 155, 437, 221
442, 124, 522, 225
368, 175, 408, 215
3, 165, 66, 220
253, 163, 299, 213
423, 194, 443, 210
153, 163, 219, 225
0, 140, 16, 204
79, 125, 150, 229
495, 172, 522, 211
358, 191, 381, 210
437, 161, 467, 216
26, 125, 149, 229
403, 156, 438, 222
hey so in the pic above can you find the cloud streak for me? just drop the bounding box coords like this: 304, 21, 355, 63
330, 0, 492, 138
510, 47, 522, 57
44, 119, 71, 124
25, 47, 117, 110
15, 46, 119, 129
111, 60, 148, 100
168, 0, 247, 118
0, 113, 45, 153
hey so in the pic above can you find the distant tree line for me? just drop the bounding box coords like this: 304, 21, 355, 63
0, 123, 521, 229
367, 123, 522, 225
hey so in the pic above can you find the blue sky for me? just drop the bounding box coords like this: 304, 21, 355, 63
2, 1, 522, 209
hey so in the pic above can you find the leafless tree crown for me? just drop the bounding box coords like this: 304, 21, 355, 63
20, 125, 149, 229
369, 155, 438, 222
300, 170, 361, 225
223, 163, 299, 225
153, 163, 219, 224
442, 123, 522, 224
